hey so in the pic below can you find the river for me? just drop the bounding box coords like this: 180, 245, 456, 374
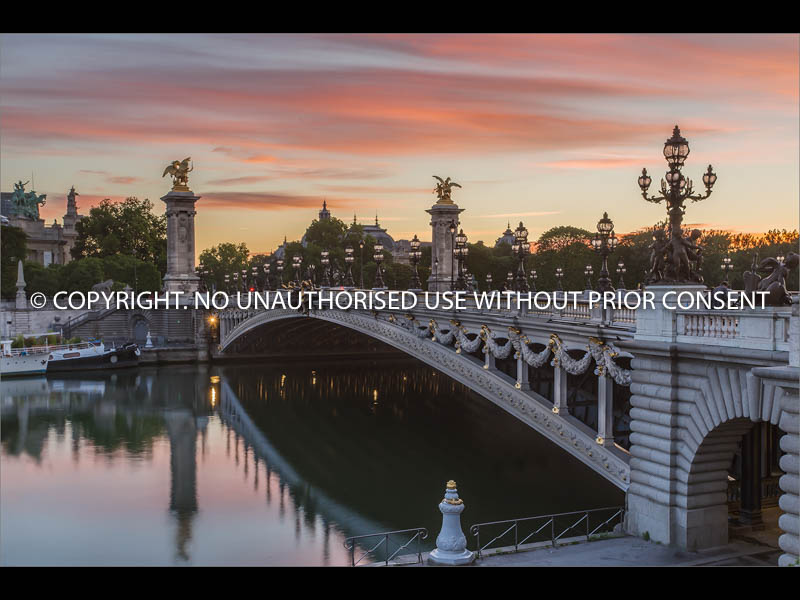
1, 359, 623, 566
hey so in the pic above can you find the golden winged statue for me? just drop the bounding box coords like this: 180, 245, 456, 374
162, 157, 193, 191
433, 175, 461, 204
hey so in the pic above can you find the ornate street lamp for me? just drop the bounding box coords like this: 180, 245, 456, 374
591, 212, 618, 293
251, 266, 259, 291
512, 221, 530, 292
453, 229, 469, 291
373, 243, 386, 289
224, 273, 230, 294
409, 234, 422, 290
506, 271, 514, 291
308, 263, 316, 287
263, 262, 271, 291
241, 268, 248, 292
485, 273, 493, 291
320, 250, 331, 288
276, 259, 285, 287
359, 238, 365, 289
292, 255, 302, 286
777, 254, 786, 264
584, 264, 594, 291
529, 269, 537, 293
555, 267, 564, 292
721, 254, 734, 286
344, 245, 355, 288
638, 126, 717, 283
616, 259, 627, 290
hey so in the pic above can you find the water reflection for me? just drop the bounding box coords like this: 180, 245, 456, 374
1, 360, 622, 566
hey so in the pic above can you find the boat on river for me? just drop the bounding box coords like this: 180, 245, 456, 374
46, 340, 141, 372
0, 340, 50, 377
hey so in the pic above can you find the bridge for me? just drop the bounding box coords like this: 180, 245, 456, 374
217, 288, 799, 564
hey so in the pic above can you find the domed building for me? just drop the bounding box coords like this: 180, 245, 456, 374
494, 222, 515, 248
355, 213, 395, 251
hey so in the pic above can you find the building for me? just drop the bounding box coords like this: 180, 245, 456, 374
494, 222, 515, 248
1, 184, 83, 266
356, 213, 396, 252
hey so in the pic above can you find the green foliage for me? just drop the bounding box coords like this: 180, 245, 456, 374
532, 226, 594, 292
23, 262, 62, 298
55, 257, 105, 293
199, 242, 251, 291
11, 335, 24, 348
303, 218, 348, 249
100, 254, 161, 292
1, 226, 27, 299
72, 197, 167, 273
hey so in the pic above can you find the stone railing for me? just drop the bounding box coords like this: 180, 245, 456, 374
676, 306, 793, 352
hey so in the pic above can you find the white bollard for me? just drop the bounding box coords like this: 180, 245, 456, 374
428, 480, 475, 565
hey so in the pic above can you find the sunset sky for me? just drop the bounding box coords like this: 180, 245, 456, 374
1, 33, 798, 256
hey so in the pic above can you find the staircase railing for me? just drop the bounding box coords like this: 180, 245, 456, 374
469, 506, 624, 558
343, 527, 428, 566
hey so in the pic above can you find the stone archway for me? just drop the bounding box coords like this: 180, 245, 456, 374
131, 315, 150, 345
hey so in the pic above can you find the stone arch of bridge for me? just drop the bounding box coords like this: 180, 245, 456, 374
219, 308, 631, 490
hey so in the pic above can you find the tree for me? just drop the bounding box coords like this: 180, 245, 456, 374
532, 226, 594, 291
56, 258, 106, 293
72, 197, 167, 272
1, 225, 27, 299
199, 242, 250, 291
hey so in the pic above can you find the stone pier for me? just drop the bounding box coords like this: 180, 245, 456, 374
162, 190, 200, 294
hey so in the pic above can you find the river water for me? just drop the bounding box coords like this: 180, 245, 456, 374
1, 359, 622, 566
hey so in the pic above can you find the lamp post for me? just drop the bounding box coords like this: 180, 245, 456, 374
638, 126, 717, 283
344, 245, 355, 288
616, 259, 627, 290
505, 271, 514, 291
224, 273, 230, 294
359, 239, 365, 289
320, 250, 331, 288
263, 262, 271, 291
590, 212, 618, 293
308, 263, 316, 287
453, 229, 468, 291
529, 269, 537, 293
373, 243, 386, 289
251, 266, 258, 292
485, 273, 493, 291
292, 255, 302, 286
721, 254, 734, 287
241, 268, 248, 292
584, 265, 594, 291
409, 234, 422, 291
512, 221, 530, 292
276, 259, 284, 287
555, 267, 564, 292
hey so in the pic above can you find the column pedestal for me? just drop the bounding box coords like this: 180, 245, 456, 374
162, 190, 201, 294
426, 202, 464, 292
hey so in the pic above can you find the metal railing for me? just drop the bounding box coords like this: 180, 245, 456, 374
469, 506, 625, 558
343, 527, 428, 566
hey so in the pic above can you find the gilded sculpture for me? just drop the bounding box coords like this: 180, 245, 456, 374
433, 176, 461, 204
162, 157, 194, 192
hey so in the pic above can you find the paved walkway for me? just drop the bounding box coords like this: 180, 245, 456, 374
469, 535, 781, 566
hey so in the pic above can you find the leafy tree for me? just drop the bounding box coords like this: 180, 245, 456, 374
23, 263, 62, 297
531, 226, 594, 291
1, 225, 27, 299
199, 242, 250, 291
303, 218, 348, 250
101, 254, 162, 292
56, 258, 106, 293
72, 197, 167, 272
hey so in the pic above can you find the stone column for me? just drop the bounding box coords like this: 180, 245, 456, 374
553, 365, 569, 415
161, 190, 201, 294
516, 355, 531, 390
597, 374, 615, 446
426, 202, 463, 292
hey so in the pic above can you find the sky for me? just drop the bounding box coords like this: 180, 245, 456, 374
1, 33, 798, 256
